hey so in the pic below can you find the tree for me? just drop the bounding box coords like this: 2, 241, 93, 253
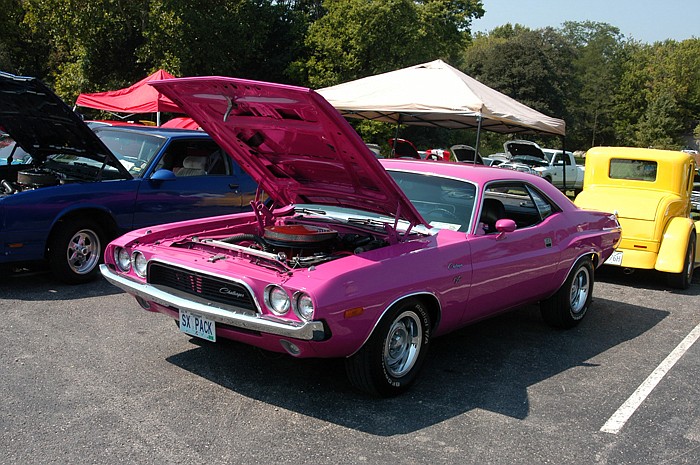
462, 24, 575, 151
22, 0, 149, 99
139, 0, 309, 84
613, 39, 700, 149
296, 0, 484, 88
560, 21, 628, 148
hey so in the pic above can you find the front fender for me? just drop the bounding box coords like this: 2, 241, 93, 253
655, 217, 695, 273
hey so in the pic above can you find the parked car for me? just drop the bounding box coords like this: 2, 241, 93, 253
423, 147, 450, 161
482, 152, 510, 166
450, 144, 484, 164
501, 140, 585, 193
100, 76, 622, 396
0, 71, 257, 283
388, 137, 421, 158
575, 147, 700, 289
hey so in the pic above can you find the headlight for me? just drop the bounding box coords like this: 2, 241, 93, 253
265, 285, 290, 315
132, 251, 148, 277
114, 247, 131, 272
294, 292, 314, 321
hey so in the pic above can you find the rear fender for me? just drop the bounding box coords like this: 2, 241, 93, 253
655, 217, 695, 273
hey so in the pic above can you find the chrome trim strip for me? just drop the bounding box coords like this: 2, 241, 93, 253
196, 238, 284, 263
99, 265, 327, 341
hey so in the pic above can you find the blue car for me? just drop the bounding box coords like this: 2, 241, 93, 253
0, 72, 257, 283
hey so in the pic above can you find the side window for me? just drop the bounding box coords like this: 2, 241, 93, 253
553, 152, 571, 166
480, 182, 557, 232
527, 186, 555, 221
156, 140, 231, 176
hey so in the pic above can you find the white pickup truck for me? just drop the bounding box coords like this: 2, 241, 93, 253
498, 140, 585, 193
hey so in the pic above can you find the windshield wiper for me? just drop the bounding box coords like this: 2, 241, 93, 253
295, 207, 327, 215
347, 217, 391, 228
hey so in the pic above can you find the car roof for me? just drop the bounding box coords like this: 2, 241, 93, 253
94, 125, 210, 139
380, 158, 577, 210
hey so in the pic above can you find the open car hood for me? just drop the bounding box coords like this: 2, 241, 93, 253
0, 72, 130, 177
504, 140, 546, 160
151, 76, 426, 226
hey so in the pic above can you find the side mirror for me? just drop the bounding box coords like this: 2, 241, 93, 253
495, 219, 517, 235
150, 169, 177, 182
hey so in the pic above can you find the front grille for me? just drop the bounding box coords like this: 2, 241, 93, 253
148, 262, 256, 311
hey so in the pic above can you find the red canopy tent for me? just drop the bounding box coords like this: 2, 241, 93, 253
75, 70, 182, 125
160, 116, 200, 130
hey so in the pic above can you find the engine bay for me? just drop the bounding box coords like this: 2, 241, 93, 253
179, 219, 390, 270
0, 158, 125, 196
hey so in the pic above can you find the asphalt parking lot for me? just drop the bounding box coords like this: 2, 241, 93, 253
1, 267, 698, 465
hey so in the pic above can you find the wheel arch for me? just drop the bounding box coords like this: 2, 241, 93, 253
45, 207, 119, 258
546, 252, 598, 300
348, 291, 441, 358
656, 217, 696, 273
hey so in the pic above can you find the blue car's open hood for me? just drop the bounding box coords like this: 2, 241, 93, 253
0, 72, 131, 178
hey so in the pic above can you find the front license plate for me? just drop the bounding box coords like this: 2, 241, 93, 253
179, 310, 216, 342
605, 251, 623, 266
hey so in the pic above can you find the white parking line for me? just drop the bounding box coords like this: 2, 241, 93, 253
601, 322, 700, 434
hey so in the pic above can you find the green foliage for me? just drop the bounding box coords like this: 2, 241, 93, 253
560, 21, 628, 148
297, 0, 484, 88
613, 39, 700, 149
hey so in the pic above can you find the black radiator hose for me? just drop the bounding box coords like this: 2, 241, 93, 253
220, 233, 270, 251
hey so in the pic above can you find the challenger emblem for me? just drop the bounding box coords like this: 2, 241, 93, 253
219, 287, 245, 299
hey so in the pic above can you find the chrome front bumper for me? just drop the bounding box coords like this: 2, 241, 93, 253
99, 265, 327, 341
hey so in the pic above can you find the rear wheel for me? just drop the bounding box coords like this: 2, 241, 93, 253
667, 234, 696, 290
541, 257, 594, 328
345, 298, 431, 397
48, 220, 104, 284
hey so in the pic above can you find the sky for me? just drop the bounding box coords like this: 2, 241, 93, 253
472, 0, 699, 44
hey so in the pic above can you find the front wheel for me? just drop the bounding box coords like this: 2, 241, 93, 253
345, 298, 431, 397
667, 234, 696, 290
540, 257, 594, 328
48, 221, 104, 284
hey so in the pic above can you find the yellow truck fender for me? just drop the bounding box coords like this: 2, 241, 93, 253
655, 217, 697, 273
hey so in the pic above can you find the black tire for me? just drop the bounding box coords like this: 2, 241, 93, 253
541, 257, 594, 329
345, 298, 431, 397
48, 220, 104, 284
667, 233, 696, 290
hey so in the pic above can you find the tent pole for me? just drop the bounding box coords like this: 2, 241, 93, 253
561, 136, 567, 192
157, 112, 161, 126
473, 113, 483, 164
391, 115, 402, 157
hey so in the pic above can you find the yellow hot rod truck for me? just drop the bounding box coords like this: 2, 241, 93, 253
575, 147, 700, 289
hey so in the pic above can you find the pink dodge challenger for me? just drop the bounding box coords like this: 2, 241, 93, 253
100, 77, 621, 396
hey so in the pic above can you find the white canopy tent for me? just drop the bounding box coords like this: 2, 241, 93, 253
316, 59, 566, 141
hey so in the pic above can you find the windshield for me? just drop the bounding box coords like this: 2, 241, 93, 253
0, 137, 32, 165
95, 128, 166, 177
388, 170, 477, 232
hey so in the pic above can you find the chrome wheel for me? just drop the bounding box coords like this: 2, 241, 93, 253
570, 266, 591, 315
541, 258, 594, 328
66, 229, 101, 275
383, 311, 422, 378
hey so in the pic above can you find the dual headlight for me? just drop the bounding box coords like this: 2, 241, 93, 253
265, 284, 314, 321
114, 247, 147, 277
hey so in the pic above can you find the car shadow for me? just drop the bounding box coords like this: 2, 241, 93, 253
165, 297, 668, 436
596, 266, 700, 296
0, 272, 124, 301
